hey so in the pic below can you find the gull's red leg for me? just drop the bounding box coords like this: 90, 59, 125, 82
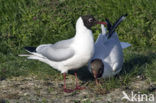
63, 73, 74, 93
74, 73, 85, 90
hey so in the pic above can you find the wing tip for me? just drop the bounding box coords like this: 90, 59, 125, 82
120, 42, 131, 49
24, 46, 36, 52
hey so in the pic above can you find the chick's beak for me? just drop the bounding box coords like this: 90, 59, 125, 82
92, 70, 99, 85
92, 70, 97, 78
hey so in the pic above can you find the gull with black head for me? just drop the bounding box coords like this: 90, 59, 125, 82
19, 15, 106, 92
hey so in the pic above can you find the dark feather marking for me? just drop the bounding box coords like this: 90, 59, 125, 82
24, 46, 36, 52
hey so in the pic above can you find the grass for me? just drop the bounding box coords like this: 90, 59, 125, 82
0, 0, 156, 94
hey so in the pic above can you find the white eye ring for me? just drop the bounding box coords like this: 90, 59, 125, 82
88, 18, 93, 22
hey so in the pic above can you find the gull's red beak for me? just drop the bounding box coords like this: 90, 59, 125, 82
96, 21, 107, 26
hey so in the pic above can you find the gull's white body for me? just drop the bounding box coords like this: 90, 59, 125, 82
20, 17, 94, 73
88, 25, 131, 78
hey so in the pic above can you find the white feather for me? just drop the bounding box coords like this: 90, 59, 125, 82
101, 24, 107, 35
18, 54, 32, 57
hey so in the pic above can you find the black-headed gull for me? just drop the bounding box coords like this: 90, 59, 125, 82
19, 15, 106, 92
88, 14, 131, 84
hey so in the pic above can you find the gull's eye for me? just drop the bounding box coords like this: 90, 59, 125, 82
88, 18, 93, 23
99, 69, 102, 74
98, 67, 103, 74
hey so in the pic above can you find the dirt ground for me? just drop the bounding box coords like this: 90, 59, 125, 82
0, 75, 155, 103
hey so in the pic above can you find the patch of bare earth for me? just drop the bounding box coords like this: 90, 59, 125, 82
0, 75, 155, 103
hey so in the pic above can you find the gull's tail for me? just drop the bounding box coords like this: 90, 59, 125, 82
19, 46, 58, 72
18, 54, 33, 57
18, 46, 45, 59
19, 47, 36, 57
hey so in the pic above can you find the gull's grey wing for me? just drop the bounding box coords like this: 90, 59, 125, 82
36, 39, 74, 61
52, 38, 73, 49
